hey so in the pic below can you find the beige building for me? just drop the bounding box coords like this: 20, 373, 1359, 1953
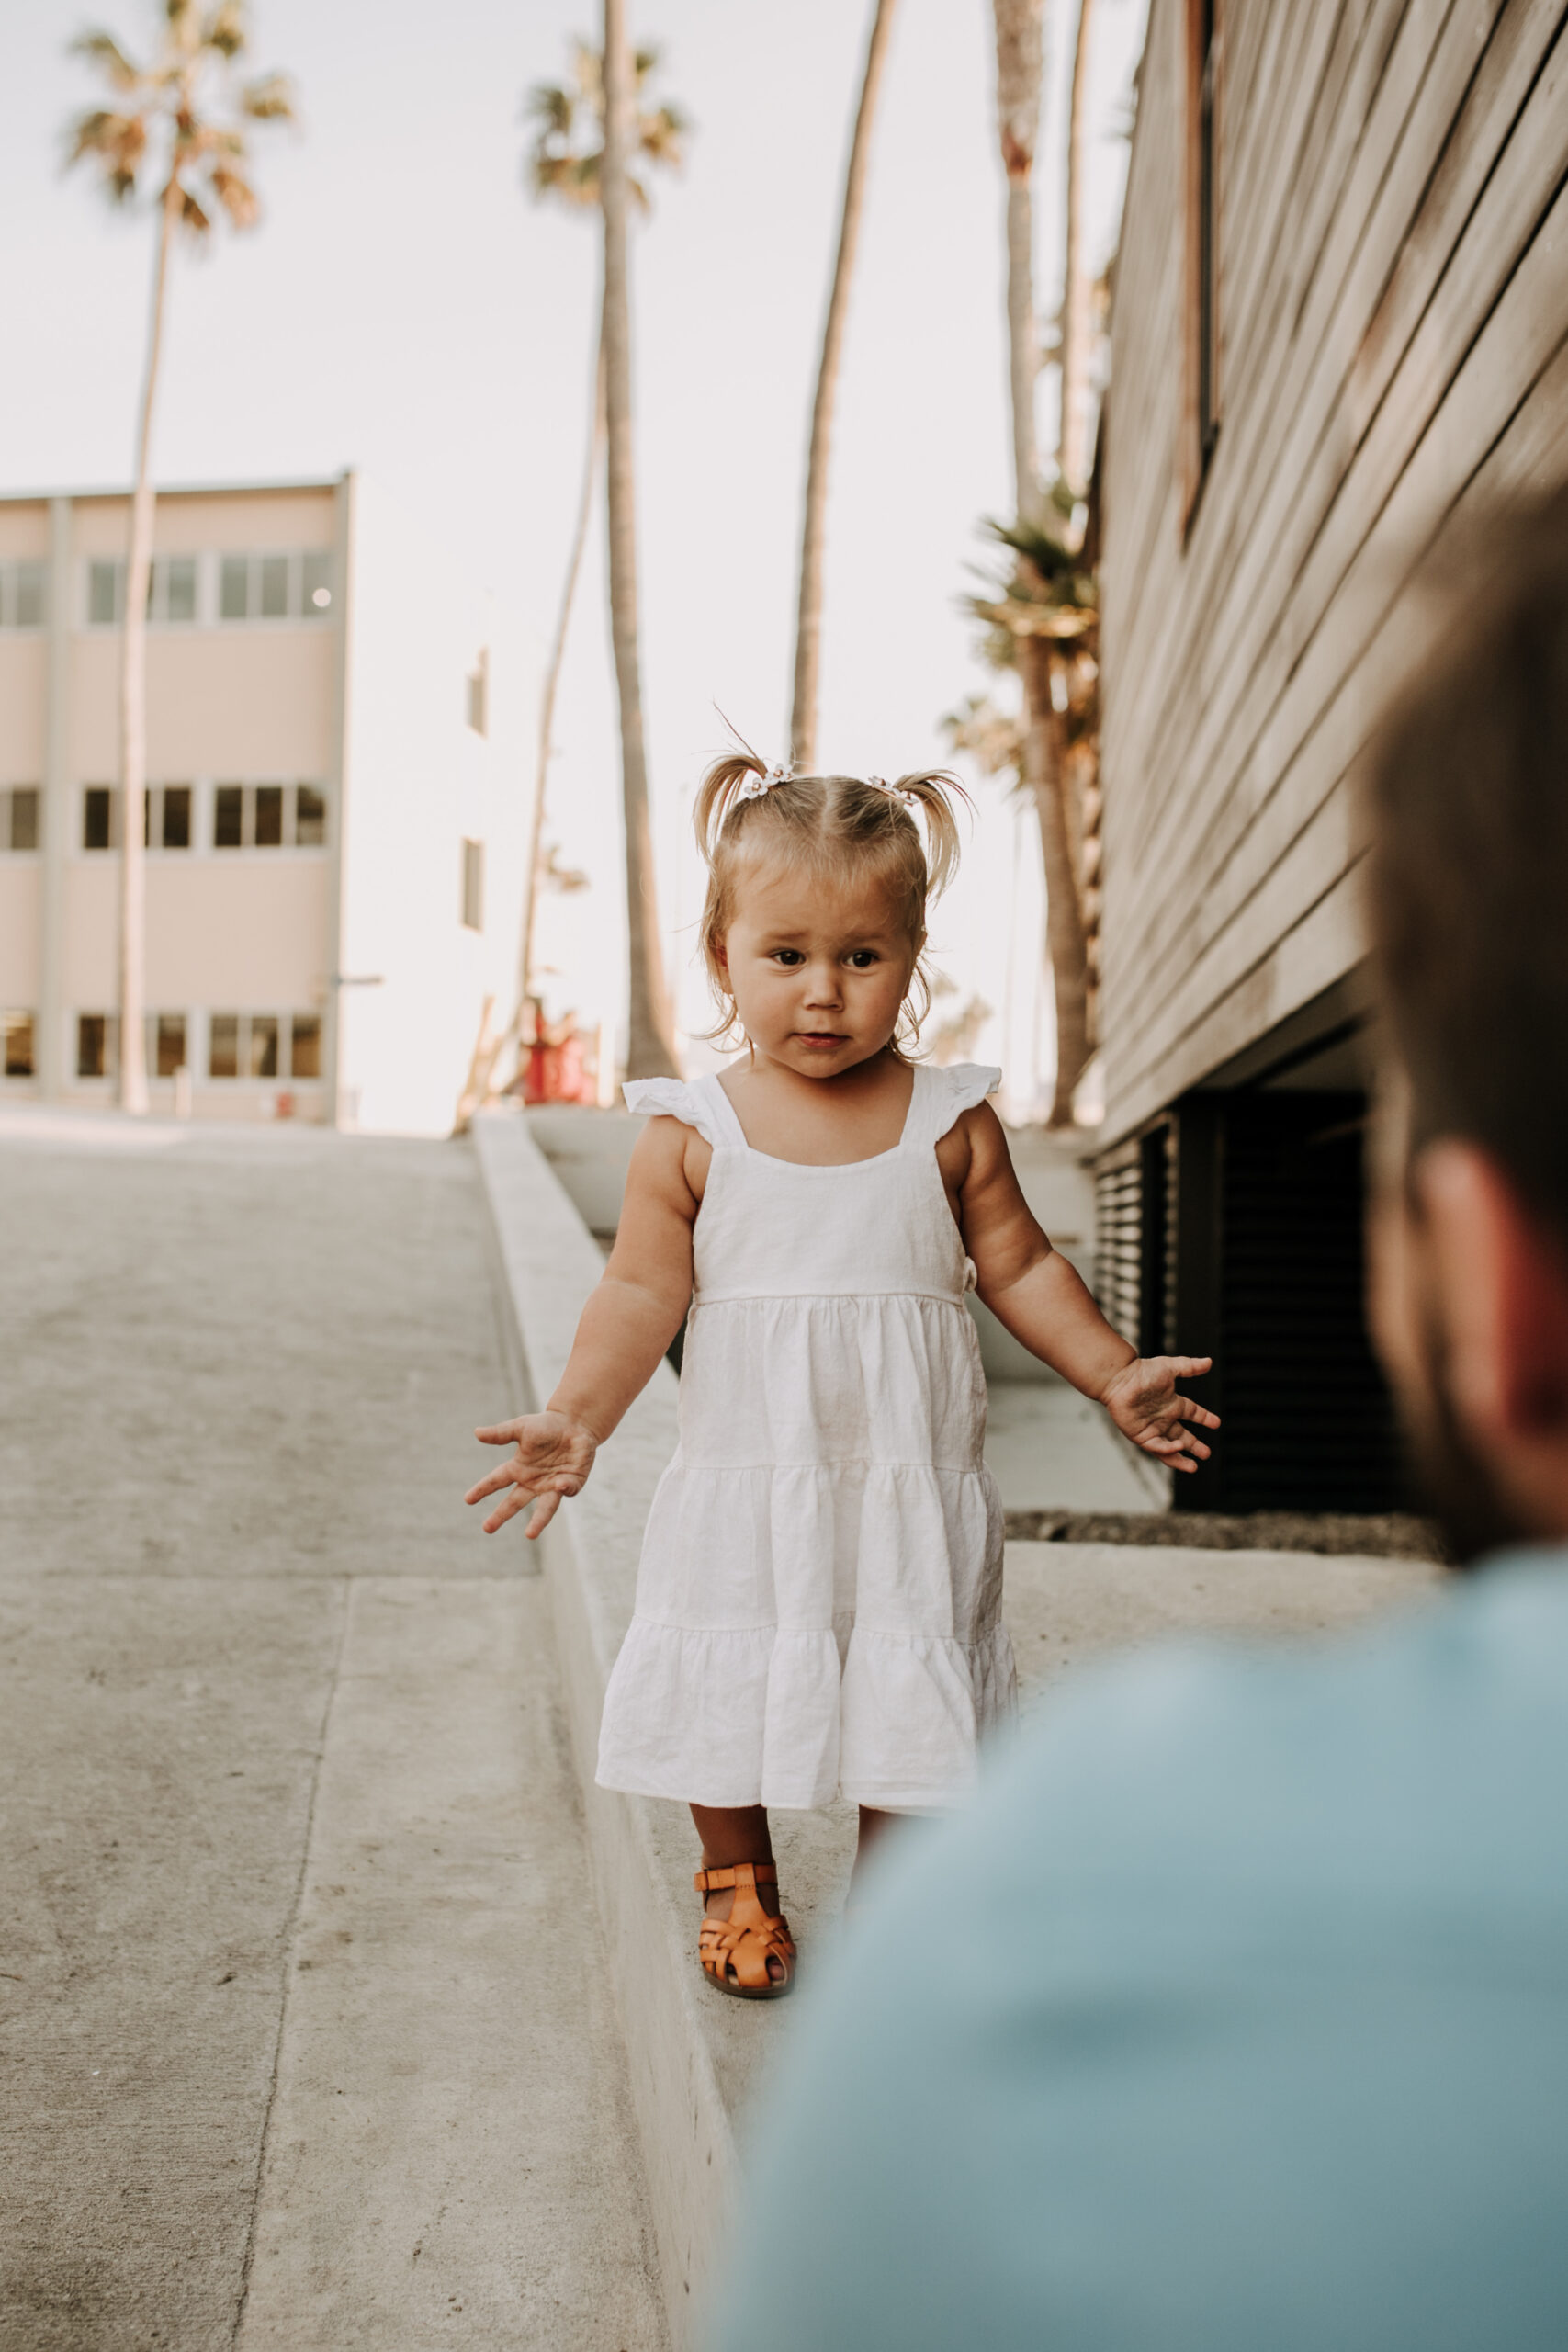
1096, 0, 1568, 1510
0, 472, 527, 1134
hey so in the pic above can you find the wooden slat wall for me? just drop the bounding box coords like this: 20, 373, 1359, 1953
1099, 0, 1568, 1144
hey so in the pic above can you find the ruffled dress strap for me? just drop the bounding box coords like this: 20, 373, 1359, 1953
903, 1061, 1002, 1151
622, 1072, 744, 1152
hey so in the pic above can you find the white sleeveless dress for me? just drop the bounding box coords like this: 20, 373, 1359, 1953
595, 1061, 1017, 1814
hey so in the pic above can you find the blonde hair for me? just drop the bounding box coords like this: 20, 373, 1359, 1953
693, 752, 970, 1054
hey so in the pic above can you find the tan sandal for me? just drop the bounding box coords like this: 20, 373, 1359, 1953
694, 1861, 796, 1999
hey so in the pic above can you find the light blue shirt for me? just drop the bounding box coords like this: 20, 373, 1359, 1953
712, 1553, 1568, 2350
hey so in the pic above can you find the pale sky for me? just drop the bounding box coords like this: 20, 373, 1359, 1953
3, 0, 1146, 1106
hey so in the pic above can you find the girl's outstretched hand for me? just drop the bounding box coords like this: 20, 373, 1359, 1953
1099, 1356, 1219, 1473
466, 1410, 600, 1537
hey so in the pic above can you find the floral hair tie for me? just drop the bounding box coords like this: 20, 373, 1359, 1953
734, 763, 795, 803
732, 763, 916, 810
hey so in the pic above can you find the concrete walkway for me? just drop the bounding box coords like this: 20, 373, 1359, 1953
0, 1112, 665, 2351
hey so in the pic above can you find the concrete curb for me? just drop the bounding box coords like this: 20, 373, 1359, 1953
472, 1113, 734, 2348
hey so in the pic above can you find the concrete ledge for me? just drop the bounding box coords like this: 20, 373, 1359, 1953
472, 1112, 735, 2346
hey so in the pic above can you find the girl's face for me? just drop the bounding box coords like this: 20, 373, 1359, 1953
717, 855, 917, 1080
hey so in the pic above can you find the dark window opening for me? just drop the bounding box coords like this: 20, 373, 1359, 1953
153, 1012, 186, 1078
9, 788, 39, 853
461, 837, 484, 932
162, 786, 191, 850
77, 1012, 114, 1080
214, 786, 244, 849
254, 785, 284, 847
83, 787, 113, 852
209, 1014, 239, 1080
4, 1012, 34, 1078
290, 1013, 321, 1079
295, 785, 326, 846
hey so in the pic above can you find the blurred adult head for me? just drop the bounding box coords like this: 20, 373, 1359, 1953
1365, 490, 1568, 1561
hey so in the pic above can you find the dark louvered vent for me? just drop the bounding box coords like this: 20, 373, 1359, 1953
1095, 1144, 1144, 1346
1210, 1092, 1404, 1511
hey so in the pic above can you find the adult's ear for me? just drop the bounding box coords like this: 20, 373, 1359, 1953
1418, 1142, 1568, 1517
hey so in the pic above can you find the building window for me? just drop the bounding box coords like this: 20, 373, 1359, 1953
211, 781, 328, 850
154, 556, 197, 623
295, 784, 326, 846
249, 1014, 279, 1078
0, 561, 47, 629
302, 550, 333, 615
83, 786, 115, 851
1185, 0, 1222, 526
3, 787, 40, 853
208, 1011, 321, 1081
85, 556, 197, 626
467, 649, 489, 736
217, 550, 334, 624
3, 1011, 35, 1078
158, 785, 191, 850
214, 784, 244, 849
152, 1012, 187, 1078
77, 1012, 116, 1080
209, 1013, 239, 1079
461, 837, 484, 932
88, 560, 121, 627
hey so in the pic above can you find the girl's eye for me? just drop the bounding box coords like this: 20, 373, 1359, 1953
847, 950, 879, 968
772, 949, 805, 967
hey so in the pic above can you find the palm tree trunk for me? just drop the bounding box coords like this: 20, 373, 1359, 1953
1023, 639, 1089, 1124
993, 0, 1046, 522
118, 178, 177, 1114
1058, 0, 1098, 493
518, 330, 606, 1036
789, 0, 899, 772
602, 0, 678, 1081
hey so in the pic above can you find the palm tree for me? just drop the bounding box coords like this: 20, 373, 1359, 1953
958, 514, 1097, 1123
992, 0, 1046, 528
65, 0, 293, 1115
789, 0, 900, 773
1058, 0, 1098, 494
601, 0, 681, 1080
516, 40, 682, 1059
987, 0, 1094, 1125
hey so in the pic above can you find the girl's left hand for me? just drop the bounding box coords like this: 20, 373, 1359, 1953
1100, 1356, 1219, 1472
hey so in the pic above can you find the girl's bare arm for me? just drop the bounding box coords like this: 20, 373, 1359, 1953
948, 1103, 1219, 1472
465, 1117, 702, 1535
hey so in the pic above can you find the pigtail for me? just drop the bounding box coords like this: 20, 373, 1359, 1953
890, 769, 970, 899
694, 750, 770, 862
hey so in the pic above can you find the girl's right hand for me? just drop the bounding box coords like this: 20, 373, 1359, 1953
465, 1410, 600, 1538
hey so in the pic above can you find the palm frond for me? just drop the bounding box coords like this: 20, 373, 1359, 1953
70, 30, 143, 91
526, 80, 574, 135
200, 0, 247, 58
239, 71, 294, 120
209, 159, 258, 226
175, 182, 212, 232
65, 107, 148, 196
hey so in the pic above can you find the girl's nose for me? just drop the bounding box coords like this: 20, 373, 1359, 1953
803, 964, 842, 1006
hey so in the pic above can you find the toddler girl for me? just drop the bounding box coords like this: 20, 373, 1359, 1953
468, 755, 1217, 1998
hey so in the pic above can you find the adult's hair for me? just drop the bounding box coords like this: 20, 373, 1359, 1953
1364, 488, 1568, 1246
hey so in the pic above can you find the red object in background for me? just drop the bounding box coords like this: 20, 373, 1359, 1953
518, 1028, 595, 1105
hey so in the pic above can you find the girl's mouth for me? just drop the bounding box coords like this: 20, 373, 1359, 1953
796, 1032, 848, 1047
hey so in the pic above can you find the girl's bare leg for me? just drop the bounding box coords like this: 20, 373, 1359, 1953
853, 1804, 903, 1884
691, 1802, 785, 1982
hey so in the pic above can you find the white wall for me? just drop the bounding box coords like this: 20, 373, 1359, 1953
335, 474, 531, 1136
